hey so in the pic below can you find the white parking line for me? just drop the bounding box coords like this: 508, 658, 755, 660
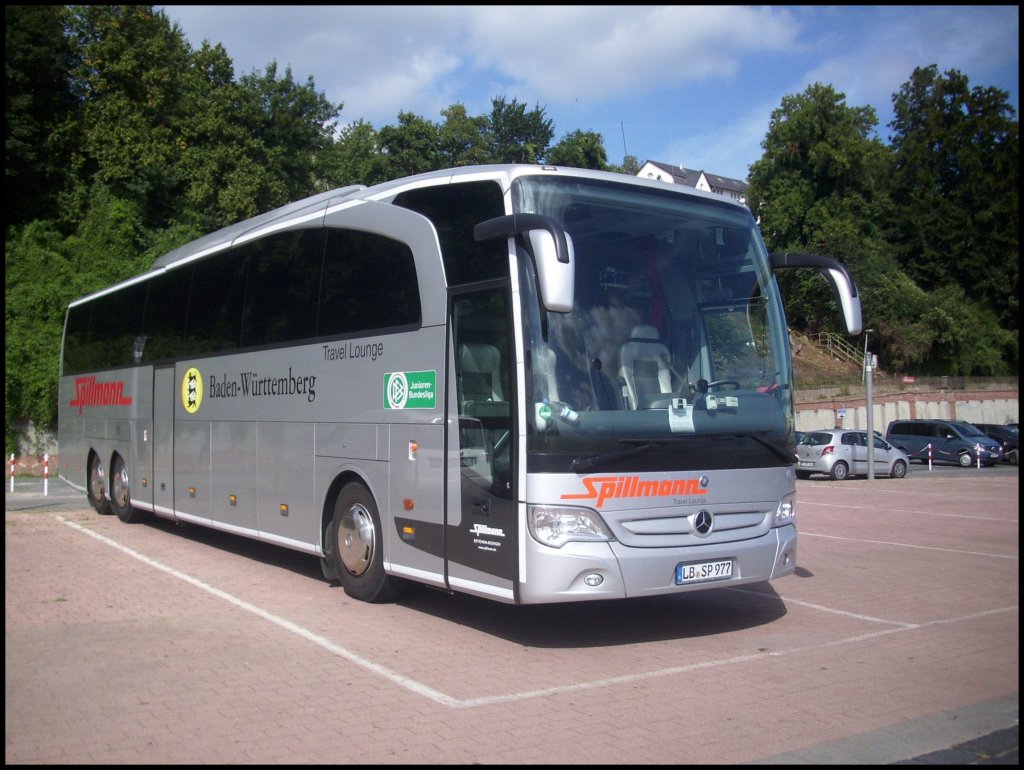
800, 500, 1015, 522
800, 530, 1019, 559
54, 513, 1019, 710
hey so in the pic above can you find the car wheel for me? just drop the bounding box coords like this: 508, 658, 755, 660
958, 451, 974, 468
890, 460, 907, 479
829, 461, 849, 481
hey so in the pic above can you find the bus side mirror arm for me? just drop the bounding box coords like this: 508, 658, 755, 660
769, 251, 863, 335
475, 214, 574, 312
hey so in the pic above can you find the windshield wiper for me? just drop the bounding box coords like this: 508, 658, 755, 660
730, 432, 796, 464
571, 439, 669, 473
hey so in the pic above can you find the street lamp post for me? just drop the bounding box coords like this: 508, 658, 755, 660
864, 329, 875, 479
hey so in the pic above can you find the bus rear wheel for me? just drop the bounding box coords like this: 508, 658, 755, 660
327, 482, 405, 603
87, 454, 112, 516
109, 455, 151, 524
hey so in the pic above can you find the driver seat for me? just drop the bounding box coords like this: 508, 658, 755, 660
618, 325, 672, 409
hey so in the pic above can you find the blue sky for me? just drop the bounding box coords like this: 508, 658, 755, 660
157, 5, 1019, 181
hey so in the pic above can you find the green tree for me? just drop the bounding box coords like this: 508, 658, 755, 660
5, 5, 347, 448
437, 103, 492, 167
606, 154, 641, 176
322, 119, 388, 186
487, 96, 554, 163
60, 5, 195, 226
747, 83, 896, 337
545, 129, 608, 170
235, 61, 340, 206
376, 110, 441, 178
888, 65, 1019, 337
5, 5, 76, 231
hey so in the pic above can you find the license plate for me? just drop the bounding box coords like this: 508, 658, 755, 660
676, 559, 733, 584
799, 460, 814, 467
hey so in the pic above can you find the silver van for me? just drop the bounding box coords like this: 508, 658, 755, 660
885, 419, 1003, 467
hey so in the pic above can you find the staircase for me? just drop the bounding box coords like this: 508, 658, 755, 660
809, 332, 864, 367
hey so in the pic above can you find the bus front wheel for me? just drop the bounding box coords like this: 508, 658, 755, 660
327, 482, 405, 603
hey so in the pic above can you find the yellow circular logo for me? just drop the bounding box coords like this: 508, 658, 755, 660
182, 367, 203, 413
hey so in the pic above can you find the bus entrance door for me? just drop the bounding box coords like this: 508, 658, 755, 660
446, 286, 518, 601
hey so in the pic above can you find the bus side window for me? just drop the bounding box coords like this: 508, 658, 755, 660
185, 247, 249, 354
241, 230, 324, 347
318, 230, 421, 337
392, 180, 507, 285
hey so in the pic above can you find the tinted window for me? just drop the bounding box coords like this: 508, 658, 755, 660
805, 432, 833, 445
185, 246, 249, 354
62, 282, 147, 373
141, 266, 192, 362
953, 421, 986, 437
393, 180, 507, 285
318, 229, 420, 336
241, 230, 325, 347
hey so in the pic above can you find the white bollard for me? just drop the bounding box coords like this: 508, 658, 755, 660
975, 443, 981, 469
43, 453, 49, 496
927, 442, 933, 471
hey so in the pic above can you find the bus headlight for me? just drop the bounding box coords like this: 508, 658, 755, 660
773, 495, 795, 527
528, 505, 614, 548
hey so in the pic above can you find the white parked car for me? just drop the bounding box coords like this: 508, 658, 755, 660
796, 429, 909, 480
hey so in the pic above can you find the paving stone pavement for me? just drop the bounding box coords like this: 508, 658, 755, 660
6, 472, 1018, 764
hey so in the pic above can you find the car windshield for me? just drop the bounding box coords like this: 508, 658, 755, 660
955, 421, 987, 437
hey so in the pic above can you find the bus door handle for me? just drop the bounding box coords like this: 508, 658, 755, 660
472, 498, 490, 515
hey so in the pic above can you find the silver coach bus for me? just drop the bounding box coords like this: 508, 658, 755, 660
57, 164, 861, 604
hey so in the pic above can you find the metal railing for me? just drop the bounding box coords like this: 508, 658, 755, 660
809, 332, 864, 367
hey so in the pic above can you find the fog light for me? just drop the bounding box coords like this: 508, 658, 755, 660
583, 573, 604, 587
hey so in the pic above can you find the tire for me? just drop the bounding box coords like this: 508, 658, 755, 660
87, 454, 112, 516
326, 482, 405, 603
795, 470, 811, 480
958, 451, 974, 468
109, 455, 151, 524
890, 460, 907, 479
829, 461, 850, 481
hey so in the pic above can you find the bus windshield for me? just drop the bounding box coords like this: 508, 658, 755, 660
513, 175, 792, 469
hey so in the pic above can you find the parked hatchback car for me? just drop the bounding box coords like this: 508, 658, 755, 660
972, 423, 1019, 465
885, 419, 1003, 467
796, 429, 909, 480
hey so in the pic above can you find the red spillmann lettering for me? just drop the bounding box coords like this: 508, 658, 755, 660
69, 376, 133, 415
561, 475, 707, 508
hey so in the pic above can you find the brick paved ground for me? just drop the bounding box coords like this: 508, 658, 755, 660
5, 471, 1018, 764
